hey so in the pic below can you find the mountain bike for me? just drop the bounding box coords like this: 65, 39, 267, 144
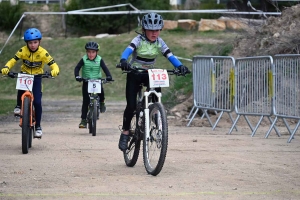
81, 78, 113, 136
1, 71, 53, 154
116, 64, 190, 176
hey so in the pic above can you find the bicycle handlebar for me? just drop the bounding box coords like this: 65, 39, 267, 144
116, 63, 191, 76
1, 71, 54, 79
80, 77, 114, 84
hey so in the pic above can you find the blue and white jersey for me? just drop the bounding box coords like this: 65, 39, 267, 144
121, 34, 182, 68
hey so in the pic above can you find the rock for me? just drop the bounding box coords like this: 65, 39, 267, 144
163, 20, 178, 30
273, 33, 280, 38
178, 19, 197, 30
42, 5, 49, 11
95, 34, 109, 38
224, 19, 248, 30
198, 19, 226, 31
80, 36, 95, 39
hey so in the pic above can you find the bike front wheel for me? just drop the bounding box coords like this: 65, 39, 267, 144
143, 102, 168, 176
22, 97, 31, 154
92, 100, 97, 136
123, 111, 141, 167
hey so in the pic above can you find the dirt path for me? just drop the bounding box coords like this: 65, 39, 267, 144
0, 100, 300, 200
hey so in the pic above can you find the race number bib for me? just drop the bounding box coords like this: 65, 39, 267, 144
16, 73, 34, 91
88, 80, 101, 93
148, 69, 169, 88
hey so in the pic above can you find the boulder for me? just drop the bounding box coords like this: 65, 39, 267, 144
198, 19, 226, 31
80, 36, 95, 39
95, 33, 109, 38
224, 19, 248, 30
178, 19, 197, 30
163, 20, 178, 30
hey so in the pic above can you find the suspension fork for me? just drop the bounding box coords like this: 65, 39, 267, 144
20, 91, 34, 127
143, 89, 162, 140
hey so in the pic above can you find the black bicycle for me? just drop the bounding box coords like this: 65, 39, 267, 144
117, 64, 190, 176
81, 78, 113, 136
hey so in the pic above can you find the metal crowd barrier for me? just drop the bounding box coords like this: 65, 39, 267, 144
265, 54, 300, 142
187, 56, 236, 130
189, 54, 300, 142
228, 56, 280, 137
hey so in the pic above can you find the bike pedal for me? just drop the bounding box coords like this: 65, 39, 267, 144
14, 114, 20, 118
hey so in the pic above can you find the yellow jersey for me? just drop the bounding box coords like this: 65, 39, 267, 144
5, 45, 59, 75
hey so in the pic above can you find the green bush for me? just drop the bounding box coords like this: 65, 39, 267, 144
0, 2, 24, 30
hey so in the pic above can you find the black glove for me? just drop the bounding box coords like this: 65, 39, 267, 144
106, 76, 112, 81
8, 72, 15, 78
75, 76, 82, 82
119, 59, 130, 71
178, 65, 189, 75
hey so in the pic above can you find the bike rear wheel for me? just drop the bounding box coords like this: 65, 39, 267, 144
22, 97, 31, 154
123, 111, 141, 167
143, 102, 168, 176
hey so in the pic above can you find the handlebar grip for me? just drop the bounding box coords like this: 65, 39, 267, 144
116, 63, 122, 68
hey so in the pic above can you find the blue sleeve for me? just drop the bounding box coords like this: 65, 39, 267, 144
168, 55, 182, 68
121, 47, 133, 60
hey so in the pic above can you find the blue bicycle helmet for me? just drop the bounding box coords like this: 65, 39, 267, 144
141, 13, 164, 30
24, 28, 42, 42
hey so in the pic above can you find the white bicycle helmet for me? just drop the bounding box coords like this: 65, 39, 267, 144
141, 13, 164, 30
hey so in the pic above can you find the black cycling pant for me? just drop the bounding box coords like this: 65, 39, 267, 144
81, 81, 105, 119
122, 72, 161, 131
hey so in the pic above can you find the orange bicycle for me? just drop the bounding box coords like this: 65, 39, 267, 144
1, 71, 53, 154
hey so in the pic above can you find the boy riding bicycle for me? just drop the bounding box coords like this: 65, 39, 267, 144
74, 41, 113, 128
1, 28, 60, 138
117, 12, 190, 151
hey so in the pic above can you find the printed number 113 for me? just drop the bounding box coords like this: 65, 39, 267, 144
151, 73, 166, 80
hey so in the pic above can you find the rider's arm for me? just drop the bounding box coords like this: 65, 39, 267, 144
100, 59, 112, 77
121, 46, 134, 60
167, 55, 182, 68
4, 49, 22, 69
48, 61, 59, 73
74, 59, 84, 77
41, 49, 59, 76
159, 38, 182, 68
120, 36, 139, 60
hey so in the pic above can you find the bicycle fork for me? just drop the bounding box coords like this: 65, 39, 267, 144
19, 93, 34, 128
143, 89, 162, 140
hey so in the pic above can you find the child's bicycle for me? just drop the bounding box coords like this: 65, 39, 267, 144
1, 71, 53, 154
79, 78, 113, 136
116, 64, 190, 176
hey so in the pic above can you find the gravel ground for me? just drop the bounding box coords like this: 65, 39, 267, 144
0, 100, 300, 200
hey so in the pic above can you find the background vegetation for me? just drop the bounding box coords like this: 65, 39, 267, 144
0, 28, 239, 115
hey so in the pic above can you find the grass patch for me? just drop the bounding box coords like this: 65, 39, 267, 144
0, 99, 15, 115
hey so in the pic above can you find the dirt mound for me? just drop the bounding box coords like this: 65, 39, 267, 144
171, 4, 300, 127
231, 4, 300, 57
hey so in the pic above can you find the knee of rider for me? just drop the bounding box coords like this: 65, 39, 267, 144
33, 100, 42, 107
